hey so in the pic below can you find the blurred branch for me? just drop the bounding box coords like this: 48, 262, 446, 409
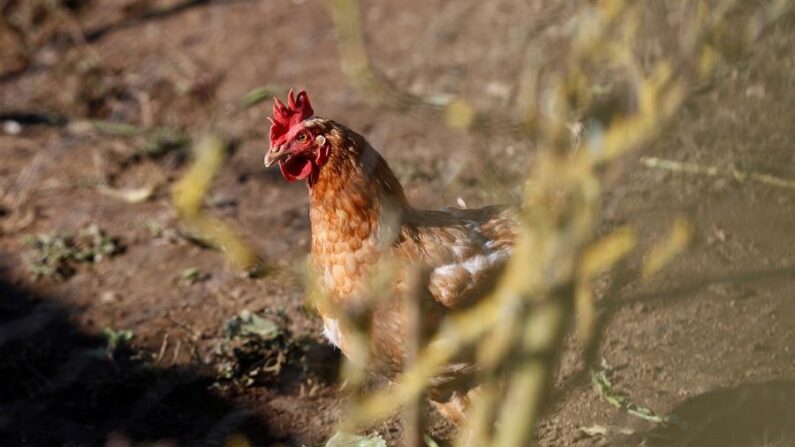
327, 0, 423, 111
403, 267, 432, 447
576, 227, 637, 340
171, 135, 263, 274
643, 216, 693, 280
327, 0, 532, 138
641, 156, 795, 190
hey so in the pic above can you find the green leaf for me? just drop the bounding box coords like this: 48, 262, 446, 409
101, 327, 134, 358
241, 85, 281, 108
224, 310, 281, 340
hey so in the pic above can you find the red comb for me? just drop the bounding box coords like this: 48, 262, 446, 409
268, 89, 314, 146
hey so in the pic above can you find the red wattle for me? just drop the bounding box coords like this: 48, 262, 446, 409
279, 155, 314, 182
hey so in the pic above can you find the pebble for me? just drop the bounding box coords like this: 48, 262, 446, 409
100, 291, 120, 303
3, 120, 21, 135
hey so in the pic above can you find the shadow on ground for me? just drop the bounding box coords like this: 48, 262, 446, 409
619, 380, 795, 447
0, 278, 279, 446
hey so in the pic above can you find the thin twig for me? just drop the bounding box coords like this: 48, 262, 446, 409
403, 268, 431, 447
641, 157, 795, 190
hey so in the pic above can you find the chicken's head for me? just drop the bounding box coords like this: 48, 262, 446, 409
265, 89, 331, 183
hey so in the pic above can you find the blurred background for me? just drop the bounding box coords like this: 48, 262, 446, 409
1, 0, 794, 446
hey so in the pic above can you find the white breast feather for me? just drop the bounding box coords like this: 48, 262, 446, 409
322, 318, 342, 349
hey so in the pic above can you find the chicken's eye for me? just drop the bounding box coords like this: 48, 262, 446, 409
295, 132, 308, 143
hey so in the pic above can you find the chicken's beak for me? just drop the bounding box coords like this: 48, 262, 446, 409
264, 145, 289, 167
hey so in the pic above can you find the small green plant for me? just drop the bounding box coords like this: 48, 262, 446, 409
178, 267, 203, 285
240, 84, 282, 109
145, 220, 164, 238
591, 358, 668, 424
21, 232, 76, 278
214, 310, 312, 389
22, 224, 120, 279
224, 309, 281, 340
74, 224, 119, 263
100, 327, 134, 360
145, 219, 181, 242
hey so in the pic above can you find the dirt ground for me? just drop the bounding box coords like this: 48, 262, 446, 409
1, 1, 793, 446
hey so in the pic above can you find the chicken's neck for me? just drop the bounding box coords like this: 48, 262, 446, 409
308, 142, 411, 245
307, 139, 411, 301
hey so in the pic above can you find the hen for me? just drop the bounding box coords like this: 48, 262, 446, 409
264, 90, 517, 425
